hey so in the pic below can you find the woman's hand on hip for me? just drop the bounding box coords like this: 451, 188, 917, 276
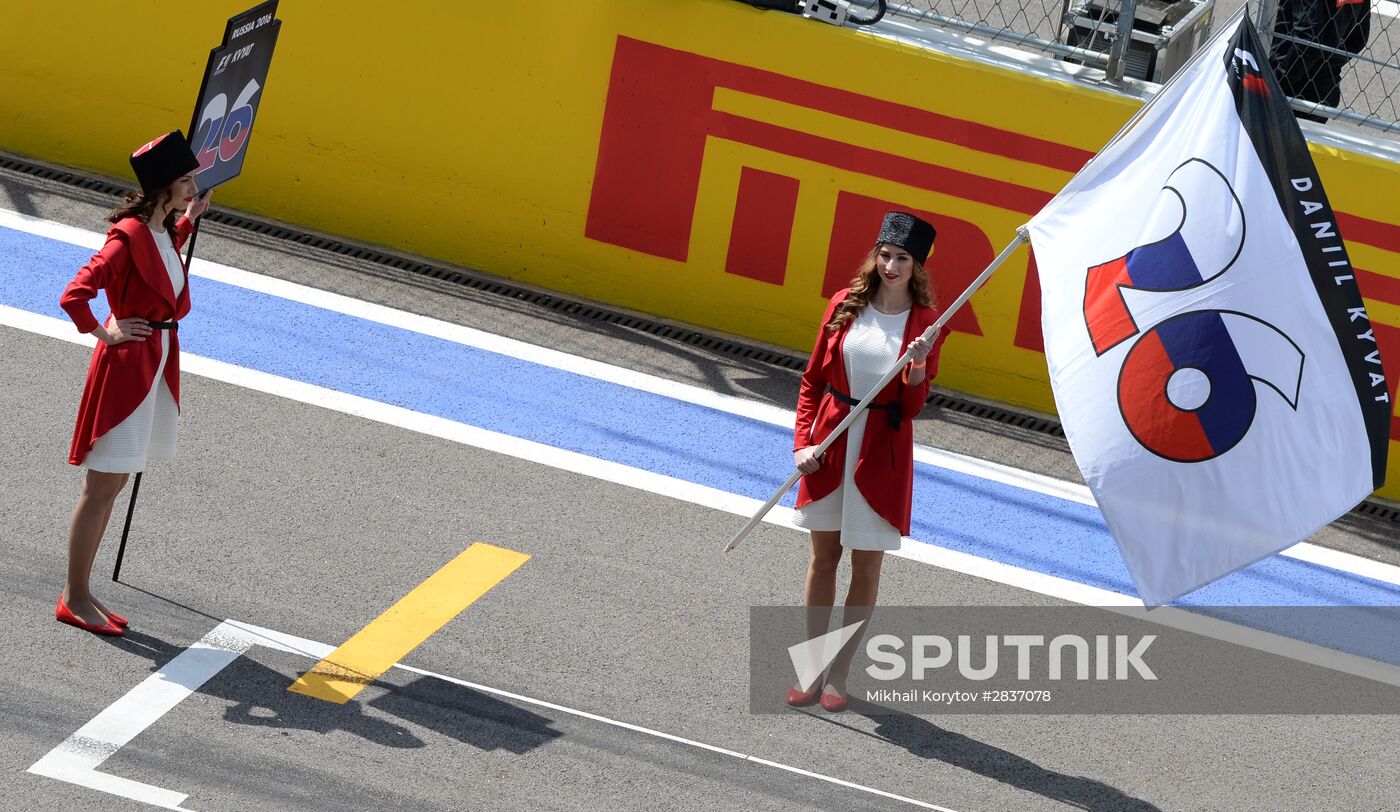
99, 317, 151, 345
794, 445, 825, 474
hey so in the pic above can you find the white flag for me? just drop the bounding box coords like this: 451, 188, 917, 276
1027, 14, 1390, 606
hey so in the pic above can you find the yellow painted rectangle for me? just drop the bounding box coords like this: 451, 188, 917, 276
289, 542, 529, 704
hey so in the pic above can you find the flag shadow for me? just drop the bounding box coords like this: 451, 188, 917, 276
804, 699, 1162, 812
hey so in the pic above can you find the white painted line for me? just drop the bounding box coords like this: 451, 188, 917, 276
1109, 602, 1400, 689
0, 206, 108, 250
27, 626, 254, 811
1278, 542, 1400, 586
30, 621, 959, 812
893, 539, 1142, 606
33, 613, 1400, 810
3, 207, 1397, 593
387, 663, 959, 811
1377, 1, 1398, 20
914, 443, 1096, 506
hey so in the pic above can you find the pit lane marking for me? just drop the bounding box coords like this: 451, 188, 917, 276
28, 620, 958, 812
290, 542, 529, 703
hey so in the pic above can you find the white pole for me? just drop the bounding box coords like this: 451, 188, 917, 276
723, 226, 1030, 554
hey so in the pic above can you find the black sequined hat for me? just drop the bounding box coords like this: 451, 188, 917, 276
875, 211, 936, 265
129, 131, 199, 195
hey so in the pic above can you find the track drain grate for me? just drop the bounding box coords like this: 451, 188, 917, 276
1354, 501, 1400, 523
928, 393, 1065, 437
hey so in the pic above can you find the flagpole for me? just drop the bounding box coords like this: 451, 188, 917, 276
723, 227, 1030, 554
111, 472, 142, 581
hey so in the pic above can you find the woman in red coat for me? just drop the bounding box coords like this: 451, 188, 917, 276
786, 212, 947, 712
56, 131, 209, 636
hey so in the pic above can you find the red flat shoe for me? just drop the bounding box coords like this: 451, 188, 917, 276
56, 598, 124, 637
786, 684, 820, 707
818, 687, 847, 713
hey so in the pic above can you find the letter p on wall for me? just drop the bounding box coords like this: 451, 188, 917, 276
583, 36, 1080, 339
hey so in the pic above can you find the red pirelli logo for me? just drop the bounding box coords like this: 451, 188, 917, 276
585, 36, 1400, 441
584, 36, 1089, 342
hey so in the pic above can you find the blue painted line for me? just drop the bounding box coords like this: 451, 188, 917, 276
6, 224, 1399, 616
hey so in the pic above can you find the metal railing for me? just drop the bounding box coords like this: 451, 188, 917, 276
1252, 0, 1399, 134
855, 0, 1398, 135
877, 0, 1216, 81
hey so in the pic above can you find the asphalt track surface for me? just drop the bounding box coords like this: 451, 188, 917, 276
2, 166, 1399, 811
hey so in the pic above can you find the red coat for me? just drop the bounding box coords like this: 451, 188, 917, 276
60, 216, 194, 466
793, 288, 948, 535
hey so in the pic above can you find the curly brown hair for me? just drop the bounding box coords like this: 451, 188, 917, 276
826, 246, 934, 331
107, 187, 180, 232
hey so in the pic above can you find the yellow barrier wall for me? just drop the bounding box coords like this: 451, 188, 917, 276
4, 0, 1399, 498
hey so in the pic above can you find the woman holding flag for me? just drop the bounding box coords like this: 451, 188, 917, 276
56, 131, 209, 637
786, 211, 947, 711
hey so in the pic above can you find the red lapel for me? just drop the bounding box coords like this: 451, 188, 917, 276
112, 218, 177, 309
824, 316, 852, 395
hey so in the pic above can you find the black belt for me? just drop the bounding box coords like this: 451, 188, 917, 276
146, 320, 179, 331
826, 385, 901, 430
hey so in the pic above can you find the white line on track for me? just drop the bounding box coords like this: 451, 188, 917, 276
3, 206, 1397, 591
27, 627, 254, 810
32, 615, 1400, 810
29, 620, 959, 811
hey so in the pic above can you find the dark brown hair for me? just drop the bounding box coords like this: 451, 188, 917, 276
107, 187, 179, 231
826, 246, 934, 331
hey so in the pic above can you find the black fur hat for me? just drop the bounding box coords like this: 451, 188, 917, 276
129, 131, 199, 195
875, 211, 936, 265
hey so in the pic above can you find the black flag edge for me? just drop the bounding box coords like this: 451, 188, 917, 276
1225, 16, 1391, 490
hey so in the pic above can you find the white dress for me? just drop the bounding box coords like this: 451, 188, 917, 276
792, 305, 908, 551
83, 225, 184, 473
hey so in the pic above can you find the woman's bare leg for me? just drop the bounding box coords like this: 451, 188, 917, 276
62, 470, 128, 626
824, 549, 885, 697
86, 491, 126, 619
804, 530, 843, 636
792, 531, 843, 694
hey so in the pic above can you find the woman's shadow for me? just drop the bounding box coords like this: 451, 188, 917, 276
806, 698, 1161, 811
104, 627, 561, 755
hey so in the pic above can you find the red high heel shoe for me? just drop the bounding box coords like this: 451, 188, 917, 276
786, 681, 821, 707
818, 686, 847, 713
56, 597, 124, 637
